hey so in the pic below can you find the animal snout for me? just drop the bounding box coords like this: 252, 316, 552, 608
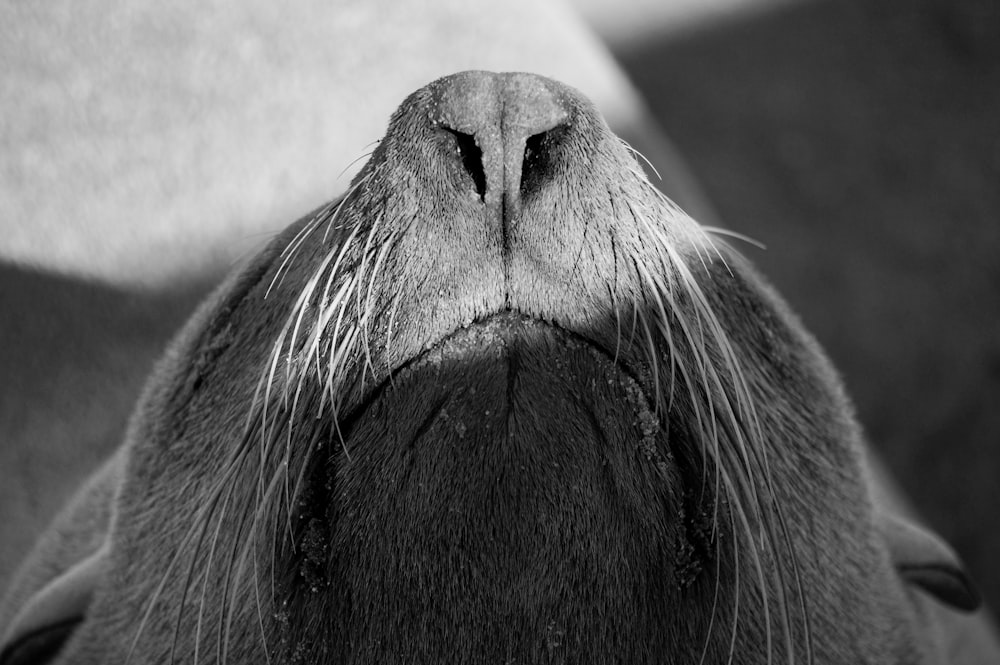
429, 71, 574, 225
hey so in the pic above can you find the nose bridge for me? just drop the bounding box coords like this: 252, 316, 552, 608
497, 73, 570, 217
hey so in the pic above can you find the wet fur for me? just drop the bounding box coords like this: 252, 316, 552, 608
0, 73, 970, 664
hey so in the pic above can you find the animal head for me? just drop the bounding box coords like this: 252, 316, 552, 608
1, 71, 983, 665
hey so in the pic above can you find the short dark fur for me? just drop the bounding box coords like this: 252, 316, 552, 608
2, 72, 970, 664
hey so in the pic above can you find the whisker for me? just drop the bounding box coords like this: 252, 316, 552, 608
703, 226, 767, 251
337, 149, 376, 180
191, 488, 233, 665
620, 163, 812, 663
618, 137, 662, 181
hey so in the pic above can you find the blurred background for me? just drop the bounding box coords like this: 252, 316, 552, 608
2, 0, 998, 613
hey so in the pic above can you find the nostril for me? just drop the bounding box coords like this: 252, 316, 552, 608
443, 128, 486, 201
428, 72, 573, 212
520, 126, 566, 200
523, 131, 545, 166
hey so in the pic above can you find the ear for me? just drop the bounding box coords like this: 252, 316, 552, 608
0, 543, 109, 665
0, 453, 121, 665
877, 511, 982, 612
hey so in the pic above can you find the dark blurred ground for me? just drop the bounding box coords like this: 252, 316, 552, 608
617, 0, 1000, 606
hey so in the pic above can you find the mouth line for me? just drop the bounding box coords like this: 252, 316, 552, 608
339, 310, 652, 432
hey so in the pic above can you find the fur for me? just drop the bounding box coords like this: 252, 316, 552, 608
1, 71, 994, 665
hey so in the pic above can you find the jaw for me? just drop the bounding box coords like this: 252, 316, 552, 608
274, 313, 729, 662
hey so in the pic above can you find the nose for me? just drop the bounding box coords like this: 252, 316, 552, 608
428, 71, 573, 228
